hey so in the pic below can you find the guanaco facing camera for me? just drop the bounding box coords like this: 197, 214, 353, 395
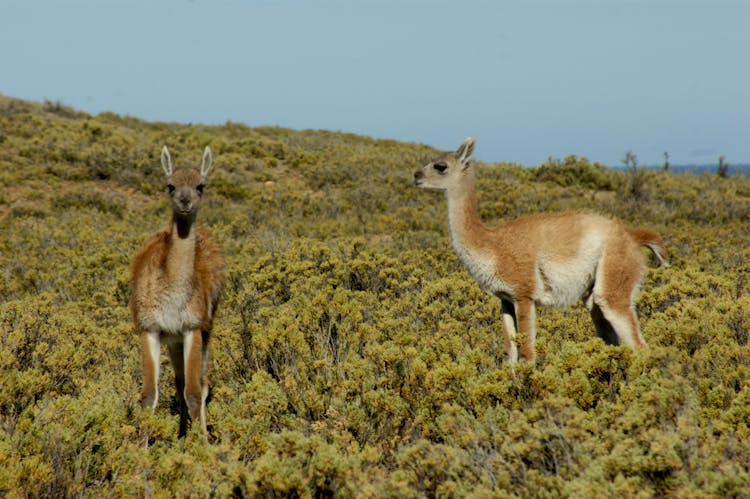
130, 146, 224, 437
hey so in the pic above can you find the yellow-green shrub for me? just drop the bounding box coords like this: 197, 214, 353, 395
1, 96, 749, 497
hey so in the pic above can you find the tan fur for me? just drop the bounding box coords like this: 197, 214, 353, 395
129, 146, 224, 436
414, 138, 668, 363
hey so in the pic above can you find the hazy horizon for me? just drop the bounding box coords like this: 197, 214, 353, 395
2, 0, 748, 167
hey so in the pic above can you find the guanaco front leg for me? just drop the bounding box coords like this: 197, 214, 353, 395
515, 299, 537, 363
167, 342, 189, 437
183, 329, 206, 432
501, 299, 519, 364
199, 330, 210, 432
141, 330, 161, 411
502, 298, 537, 364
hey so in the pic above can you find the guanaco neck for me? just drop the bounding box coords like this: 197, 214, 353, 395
445, 169, 493, 257
166, 212, 197, 282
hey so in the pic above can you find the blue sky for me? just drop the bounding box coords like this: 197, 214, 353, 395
2, 0, 748, 166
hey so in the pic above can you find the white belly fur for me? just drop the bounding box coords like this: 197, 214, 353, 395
533, 232, 604, 307
139, 285, 200, 335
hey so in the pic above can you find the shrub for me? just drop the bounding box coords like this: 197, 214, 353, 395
532, 155, 621, 191
1, 96, 749, 497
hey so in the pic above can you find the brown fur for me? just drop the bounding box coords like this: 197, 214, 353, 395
129, 146, 224, 437
130, 225, 223, 331
415, 138, 669, 364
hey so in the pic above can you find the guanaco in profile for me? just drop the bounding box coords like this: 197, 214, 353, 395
414, 138, 669, 363
130, 146, 224, 436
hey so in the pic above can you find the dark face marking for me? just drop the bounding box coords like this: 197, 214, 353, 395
433, 162, 448, 174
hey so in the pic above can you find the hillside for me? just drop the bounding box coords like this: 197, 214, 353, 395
1, 96, 749, 497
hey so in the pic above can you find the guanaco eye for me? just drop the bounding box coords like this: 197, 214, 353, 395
433, 163, 448, 174
196, 184, 205, 194
167, 184, 175, 193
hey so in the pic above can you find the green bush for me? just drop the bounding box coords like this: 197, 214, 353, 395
1, 96, 749, 497
532, 155, 621, 191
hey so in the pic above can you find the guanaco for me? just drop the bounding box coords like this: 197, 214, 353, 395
414, 138, 668, 363
130, 146, 224, 436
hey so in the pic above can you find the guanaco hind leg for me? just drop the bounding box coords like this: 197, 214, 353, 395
592, 249, 648, 349
590, 303, 620, 346
595, 300, 646, 349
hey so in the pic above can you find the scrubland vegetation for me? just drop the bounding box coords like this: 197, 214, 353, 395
1, 96, 749, 497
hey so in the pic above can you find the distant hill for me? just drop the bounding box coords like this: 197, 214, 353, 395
611, 163, 750, 176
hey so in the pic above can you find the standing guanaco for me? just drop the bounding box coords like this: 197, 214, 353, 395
414, 138, 668, 363
130, 146, 224, 436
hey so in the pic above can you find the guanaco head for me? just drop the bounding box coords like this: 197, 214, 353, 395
161, 146, 214, 221
414, 137, 476, 191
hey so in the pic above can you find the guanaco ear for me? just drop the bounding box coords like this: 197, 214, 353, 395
200, 146, 213, 182
161, 146, 173, 178
456, 137, 476, 169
